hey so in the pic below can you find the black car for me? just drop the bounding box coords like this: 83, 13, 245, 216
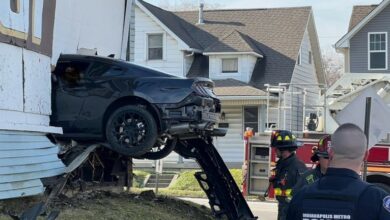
50, 54, 223, 159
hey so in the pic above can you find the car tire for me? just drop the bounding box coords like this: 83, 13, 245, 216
138, 138, 177, 160
105, 105, 157, 157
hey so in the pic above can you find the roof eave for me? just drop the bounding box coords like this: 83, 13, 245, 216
335, 0, 390, 49
203, 51, 263, 58
217, 95, 273, 101
135, 0, 194, 51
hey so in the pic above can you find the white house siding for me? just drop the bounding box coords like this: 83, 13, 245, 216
214, 105, 244, 163
0, 1, 127, 199
133, 6, 185, 77
209, 55, 257, 83
52, 0, 126, 64
286, 28, 320, 133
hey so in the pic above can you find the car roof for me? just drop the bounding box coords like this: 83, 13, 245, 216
58, 54, 180, 78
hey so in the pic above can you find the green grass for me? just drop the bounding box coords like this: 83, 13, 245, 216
132, 170, 151, 188
168, 169, 243, 192
131, 169, 244, 198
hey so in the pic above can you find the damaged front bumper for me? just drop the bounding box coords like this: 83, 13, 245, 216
157, 95, 224, 137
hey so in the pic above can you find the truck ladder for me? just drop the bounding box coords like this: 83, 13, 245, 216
175, 137, 256, 220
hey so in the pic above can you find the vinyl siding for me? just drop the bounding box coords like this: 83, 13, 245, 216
209, 55, 257, 83
133, 6, 184, 77
286, 28, 319, 132
0, 131, 65, 200
350, 4, 390, 73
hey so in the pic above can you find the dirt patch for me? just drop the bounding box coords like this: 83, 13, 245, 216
0, 190, 213, 220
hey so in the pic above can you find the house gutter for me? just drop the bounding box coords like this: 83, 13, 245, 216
218, 96, 277, 101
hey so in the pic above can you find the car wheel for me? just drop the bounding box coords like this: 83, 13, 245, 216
137, 138, 177, 160
105, 105, 157, 157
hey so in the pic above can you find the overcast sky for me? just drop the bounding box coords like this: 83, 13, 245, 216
147, 0, 383, 53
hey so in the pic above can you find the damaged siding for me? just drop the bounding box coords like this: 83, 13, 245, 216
0, 131, 65, 200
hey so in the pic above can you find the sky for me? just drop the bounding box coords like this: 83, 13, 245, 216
147, 0, 383, 54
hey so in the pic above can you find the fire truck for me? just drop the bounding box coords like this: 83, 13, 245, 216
244, 74, 390, 198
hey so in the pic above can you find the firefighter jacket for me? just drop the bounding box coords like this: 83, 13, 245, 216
292, 166, 323, 195
287, 168, 390, 220
272, 153, 307, 201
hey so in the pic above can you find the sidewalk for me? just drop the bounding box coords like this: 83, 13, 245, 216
179, 197, 278, 220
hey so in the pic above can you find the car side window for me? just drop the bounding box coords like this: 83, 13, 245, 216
89, 62, 125, 78
58, 61, 90, 87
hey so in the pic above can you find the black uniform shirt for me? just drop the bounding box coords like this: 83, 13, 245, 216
287, 168, 390, 220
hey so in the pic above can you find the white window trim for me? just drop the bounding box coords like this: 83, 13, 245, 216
145, 32, 166, 61
297, 49, 302, 66
368, 32, 388, 71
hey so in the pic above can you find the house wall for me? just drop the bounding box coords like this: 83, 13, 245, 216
52, 0, 125, 63
0, 0, 126, 199
214, 105, 244, 163
350, 4, 390, 73
133, 6, 185, 77
286, 28, 320, 132
208, 54, 257, 83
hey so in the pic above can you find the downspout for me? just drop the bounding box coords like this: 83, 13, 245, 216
120, 0, 133, 60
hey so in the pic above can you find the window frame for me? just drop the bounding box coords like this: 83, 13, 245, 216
297, 49, 302, 66
308, 51, 312, 64
243, 106, 260, 135
221, 58, 239, 73
146, 33, 164, 61
368, 32, 388, 71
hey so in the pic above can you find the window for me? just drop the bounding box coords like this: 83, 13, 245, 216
368, 32, 387, 70
244, 106, 259, 134
308, 51, 312, 64
58, 61, 90, 87
10, 0, 19, 13
222, 58, 238, 73
89, 62, 125, 77
148, 34, 163, 60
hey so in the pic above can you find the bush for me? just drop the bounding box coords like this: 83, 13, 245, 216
169, 169, 243, 191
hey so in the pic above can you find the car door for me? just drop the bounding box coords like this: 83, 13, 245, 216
75, 60, 127, 135
52, 60, 92, 134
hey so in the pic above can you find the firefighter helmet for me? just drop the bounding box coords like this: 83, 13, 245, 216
311, 135, 331, 162
270, 130, 299, 149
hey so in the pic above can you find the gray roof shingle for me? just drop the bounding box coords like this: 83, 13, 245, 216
214, 78, 267, 96
204, 30, 263, 56
348, 5, 378, 31
138, 1, 312, 88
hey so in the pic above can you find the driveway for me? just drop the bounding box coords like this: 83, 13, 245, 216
179, 197, 278, 220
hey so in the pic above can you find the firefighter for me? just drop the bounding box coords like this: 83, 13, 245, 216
269, 130, 307, 220
287, 123, 390, 220
293, 135, 331, 193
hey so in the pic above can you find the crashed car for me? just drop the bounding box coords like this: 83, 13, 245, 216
50, 54, 224, 159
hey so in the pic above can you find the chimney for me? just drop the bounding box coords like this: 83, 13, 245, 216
198, 0, 204, 24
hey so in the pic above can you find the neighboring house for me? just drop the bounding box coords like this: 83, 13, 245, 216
336, 1, 390, 73
130, 0, 324, 165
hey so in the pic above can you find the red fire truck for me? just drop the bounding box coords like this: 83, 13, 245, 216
244, 76, 390, 197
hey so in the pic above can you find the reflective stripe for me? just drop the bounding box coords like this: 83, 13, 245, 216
274, 188, 282, 196
274, 188, 292, 197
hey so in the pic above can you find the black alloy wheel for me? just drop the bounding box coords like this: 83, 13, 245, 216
105, 105, 157, 157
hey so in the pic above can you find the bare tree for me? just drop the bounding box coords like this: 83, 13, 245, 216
158, 0, 222, 11
322, 51, 344, 86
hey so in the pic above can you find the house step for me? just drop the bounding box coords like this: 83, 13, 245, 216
144, 173, 176, 188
